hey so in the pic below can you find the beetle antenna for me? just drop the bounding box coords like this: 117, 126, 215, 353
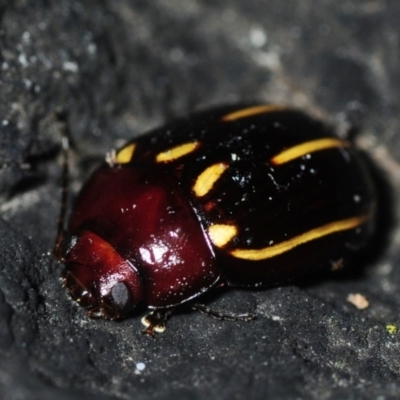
52, 112, 71, 261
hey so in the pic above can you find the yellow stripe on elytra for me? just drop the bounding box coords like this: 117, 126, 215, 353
116, 143, 136, 164
271, 138, 349, 165
193, 163, 229, 197
231, 214, 368, 261
222, 105, 286, 121
156, 142, 199, 162
208, 224, 238, 247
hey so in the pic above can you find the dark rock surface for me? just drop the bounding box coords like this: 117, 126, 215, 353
1, 1, 400, 399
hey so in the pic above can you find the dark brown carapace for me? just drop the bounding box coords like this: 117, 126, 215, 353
59, 105, 376, 332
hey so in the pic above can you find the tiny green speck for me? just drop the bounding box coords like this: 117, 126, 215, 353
386, 324, 398, 335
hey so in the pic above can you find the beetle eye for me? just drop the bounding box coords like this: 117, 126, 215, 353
110, 282, 132, 311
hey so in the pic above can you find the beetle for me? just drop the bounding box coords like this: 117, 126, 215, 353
58, 104, 376, 334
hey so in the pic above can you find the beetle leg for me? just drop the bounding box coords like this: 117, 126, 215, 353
191, 303, 256, 322
141, 308, 175, 336
86, 306, 103, 319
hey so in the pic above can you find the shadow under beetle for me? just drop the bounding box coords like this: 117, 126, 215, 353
54, 104, 376, 335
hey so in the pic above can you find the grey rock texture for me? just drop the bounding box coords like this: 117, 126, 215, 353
1, 1, 400, 399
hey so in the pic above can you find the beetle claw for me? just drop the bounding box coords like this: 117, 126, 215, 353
86, 303, 122, 320
141, 309, 175, 336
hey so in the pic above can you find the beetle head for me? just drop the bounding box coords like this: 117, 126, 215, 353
63, 230, 144, 320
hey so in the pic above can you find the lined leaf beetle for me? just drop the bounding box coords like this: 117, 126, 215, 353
60, 104, 376, 334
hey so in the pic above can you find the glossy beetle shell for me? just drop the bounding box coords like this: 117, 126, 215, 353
63, 105, 376, 319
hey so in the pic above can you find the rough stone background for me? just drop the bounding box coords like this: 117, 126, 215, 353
0, 1, 400, 399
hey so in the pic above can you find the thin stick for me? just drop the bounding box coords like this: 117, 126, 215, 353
52, 126, 70, 261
